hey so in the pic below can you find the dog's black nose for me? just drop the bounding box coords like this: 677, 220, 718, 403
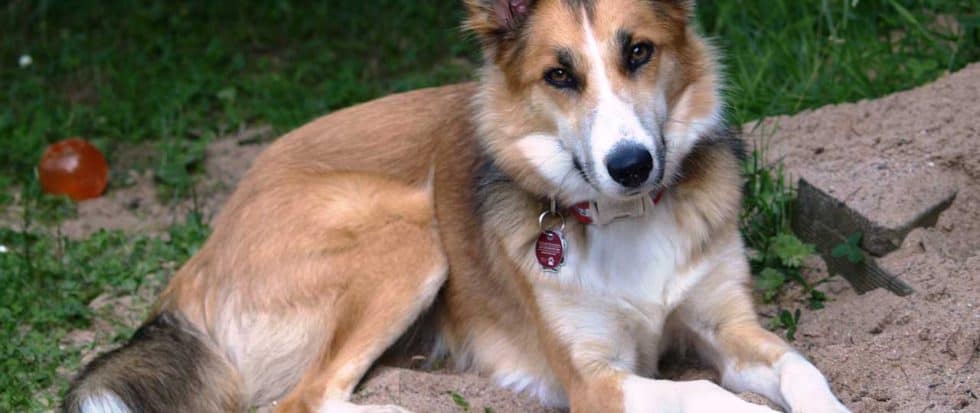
605, 143, 653, 188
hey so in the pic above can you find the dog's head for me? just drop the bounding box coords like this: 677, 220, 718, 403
467, 0, 722, 204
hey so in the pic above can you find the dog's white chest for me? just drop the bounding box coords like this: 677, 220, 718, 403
558, 201, 706, 311
527, 202, 712, 381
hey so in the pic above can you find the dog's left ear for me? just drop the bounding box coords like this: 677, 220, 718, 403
657, 0, 695, 21
464, 0, 536, 40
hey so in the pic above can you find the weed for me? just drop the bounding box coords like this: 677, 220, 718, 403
771, 309, 803, 342
153, 137, 210, 202
451, 392, 472, 411
833, 233, 866, 264
740, 146, 828, 339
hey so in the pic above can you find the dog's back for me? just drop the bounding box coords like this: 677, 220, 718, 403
64, 85, 477, 413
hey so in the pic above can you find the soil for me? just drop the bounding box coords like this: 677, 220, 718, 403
33, 65, 980, 412
746, 63, 980, 412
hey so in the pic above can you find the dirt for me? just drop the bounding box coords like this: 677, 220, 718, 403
40, 65, 980, 412
57, 126, 271, 239
745, 63, 980, 412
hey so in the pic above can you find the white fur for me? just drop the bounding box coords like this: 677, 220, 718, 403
219, 308, 330, 405
623, 376, 778, 413
494, 369, 568, 407
581, 16, 661, 194
720, 352, 849, 412
523, 199, 743, 404
536, 201, 702, 346
776, 353, 850, 412
79, 391, 131, 413
721, 363, 786, 408
515, 133, 596, 201
559, 196, 728, 306
318, 400, 412, 413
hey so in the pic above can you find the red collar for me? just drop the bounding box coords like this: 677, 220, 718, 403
567, 188, 666, 225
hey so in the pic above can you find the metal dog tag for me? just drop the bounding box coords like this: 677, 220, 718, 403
536, 206, 566, 272
535, 230, 565, 271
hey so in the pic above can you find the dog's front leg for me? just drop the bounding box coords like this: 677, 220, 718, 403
533, 289, 777, 413
554, 365, 777, 412
671, 263, 850, 413
618, 374, 780, 413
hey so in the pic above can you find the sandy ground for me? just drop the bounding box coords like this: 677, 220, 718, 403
748, 63, 980, 412
27, 65, 979, 411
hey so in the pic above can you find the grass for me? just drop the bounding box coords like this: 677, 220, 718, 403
704, 0, 980, 124
1, 0, 477, 193
1, 0, 978, 411
0, 181, 209, 410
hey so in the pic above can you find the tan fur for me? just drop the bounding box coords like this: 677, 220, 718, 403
74, 2, 846, 413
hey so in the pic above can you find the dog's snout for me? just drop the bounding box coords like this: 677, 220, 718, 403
604, 143, 653, 189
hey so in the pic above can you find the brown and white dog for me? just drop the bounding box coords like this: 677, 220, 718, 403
64, 1, 850, 412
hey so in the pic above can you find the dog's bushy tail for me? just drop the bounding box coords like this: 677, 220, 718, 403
62, 312, 245, 413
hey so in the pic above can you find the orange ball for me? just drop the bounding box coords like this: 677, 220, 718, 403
39, 138, 109, 201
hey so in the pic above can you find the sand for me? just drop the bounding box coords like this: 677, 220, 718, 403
746, 63, 980, 412
26, 65, 979, 412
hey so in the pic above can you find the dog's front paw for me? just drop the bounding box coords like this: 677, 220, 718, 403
680, 380, 779, 413
317, 400, 413, 413
362, 405, 413, 413
792, 399, 850, 413
778, 353, 850, 413
623, 376, 779, 413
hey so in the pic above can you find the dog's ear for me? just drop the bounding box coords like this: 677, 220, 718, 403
670, 0, 695, 9
464, 0, 536, 40
656, 0, 695, 21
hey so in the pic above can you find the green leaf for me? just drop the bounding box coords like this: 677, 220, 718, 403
768, 233, 815, 268
808, 290, 827, 310
831, 232, 865, 264
782, 309, 802, 341
451, 392, 471, 411
772, 309, 801, 341
756, 267, 786, 302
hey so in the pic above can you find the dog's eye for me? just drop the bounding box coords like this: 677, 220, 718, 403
627, 42, 655, 72
544, 68, 577, 89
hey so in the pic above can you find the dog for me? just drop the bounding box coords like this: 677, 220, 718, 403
64, 1, 850, 412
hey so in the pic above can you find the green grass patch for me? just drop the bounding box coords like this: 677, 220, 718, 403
702, 0, 980, 124
0, 185, 208, 411
1, 0, 978, 409
1, 0, 477, 193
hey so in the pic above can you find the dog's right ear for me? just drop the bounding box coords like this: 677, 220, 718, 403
464, 0, 535, 42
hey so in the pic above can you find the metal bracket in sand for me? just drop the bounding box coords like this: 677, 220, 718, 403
792, 179, 956, 296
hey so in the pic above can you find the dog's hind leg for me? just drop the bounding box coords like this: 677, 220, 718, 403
273, 244, 446, 413
670, 258, 849, 413
268, 175, 448, 413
